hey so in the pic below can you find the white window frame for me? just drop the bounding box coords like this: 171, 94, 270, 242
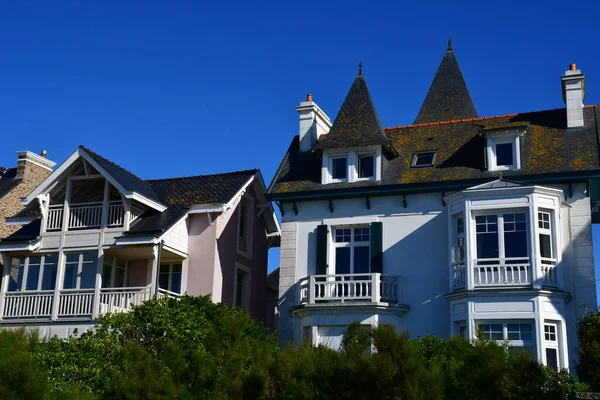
8, 254, 58, 292
233, 262, 251, 311
356, 152, 376, 181
330, 226, 371, 275
411, 151, 437, 168
236, 195, 254, 259
328, 155, 349, 183
486, 133, 522, 171
63, 251, 97, 290
102, 255, 130, 288
473, 210, 530, 265
476, 320, 536, 355
537, 210, 557, 266
159, 263, 182, 294
322, 148, 382, 184
543, 322, 560, 369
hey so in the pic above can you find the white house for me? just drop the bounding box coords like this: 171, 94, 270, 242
268, 42, 599, 370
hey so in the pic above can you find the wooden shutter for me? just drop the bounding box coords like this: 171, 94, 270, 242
316, 225, 328, 275
590, 179, 600, 223
370, 222, 383, 273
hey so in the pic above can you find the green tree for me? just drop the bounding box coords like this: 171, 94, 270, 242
577, 308, 600, 392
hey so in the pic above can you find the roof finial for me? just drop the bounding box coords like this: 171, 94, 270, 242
358, 57, 363, 76
447, 36, 453, 51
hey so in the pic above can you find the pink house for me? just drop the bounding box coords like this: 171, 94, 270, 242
0, 146, 280, 337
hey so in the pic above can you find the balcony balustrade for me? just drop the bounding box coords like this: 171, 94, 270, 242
298, 273, 400, 305
46, 201, 144, 231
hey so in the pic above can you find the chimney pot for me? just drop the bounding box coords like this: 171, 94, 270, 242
570, 63, 577, 71
306, 94, 313, 102
41, 150, 47, 158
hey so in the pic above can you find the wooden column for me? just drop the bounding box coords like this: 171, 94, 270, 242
91, 248, 104, 319
0, 254, 12, 321
51, 177, 72, 321
150, 244, 159, 296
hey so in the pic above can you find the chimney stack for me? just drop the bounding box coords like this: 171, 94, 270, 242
562, 63, 586, 128
15, 150, 56, 182
296, 94, 332, 152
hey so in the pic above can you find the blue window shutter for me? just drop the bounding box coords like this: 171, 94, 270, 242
370, 222, 383, 273
316, 225, 328, 275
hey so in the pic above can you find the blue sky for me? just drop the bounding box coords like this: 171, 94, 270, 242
1, 1, 599, 301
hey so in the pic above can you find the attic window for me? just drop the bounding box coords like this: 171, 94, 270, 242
411, 152, 436, 168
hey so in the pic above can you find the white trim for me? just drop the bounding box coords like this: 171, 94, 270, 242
16, 150, 56, 170
233, 262, 251, 311
24, 149, 81, 205
224, 175, 255, 211
126, 192, 167, 212
4, 217, 38, 226
188, 204, 225, 213
328, 154, 349, 183
114, 236, 159, 246
0, 241, 41, 252
486, 132, 523, 171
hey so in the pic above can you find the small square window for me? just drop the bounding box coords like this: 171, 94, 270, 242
331, 157, 348, 180
353, 227, 370, 242
335, 228, 351, 243
411, 152, 436, 168
496, 143, 514, 166
544, 324, 557, 342
456, 217, 464, 234
358, 155, 375, 179
538, 212, 551, 230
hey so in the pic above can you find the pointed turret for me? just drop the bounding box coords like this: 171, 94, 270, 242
315, 63, 396, 156
414, 39, 478, 124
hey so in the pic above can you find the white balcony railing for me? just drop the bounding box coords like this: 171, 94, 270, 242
47, 205, 64, 231
3, 291, 54, 319
68, 202, 103, 229
473, 258, 530, 287
157, 288, 182, 300
99, 287, 151, 315
58, 289, 95, 317
107, 201, 125, 227
541, 258, 558, 286
45, 200, 145, 231
453, 263, 466, 289
298, 273, 399, 305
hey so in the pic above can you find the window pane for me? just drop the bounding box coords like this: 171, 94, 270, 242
353, 227, 370, 242
546, 348, 559, 370
331, 158, 347, 180
26, 265, 40, 291
477, 231, 499, 259
490, 324, 503, 340
80, 264, 96, 289
335, 247, 351, 275
159, 273, 169, 290
159, 264, 170, 274
63, 264, 77, 289
358, 155, 374, 178
82, 251, 97, 263
457, 217, 464, 234
354, 246, 370, 274
496, 143, 514, 166
504, 231, 528, 258
102, 264, 112, 288
41, 257, 58, 291
457, 237, 465, 262
540, 234, 552, 258
114, 265, 125, 287
335, 229, 351, 243
171, 272, 182, 293
413, 152, 435, 167
66, 253, 80, 263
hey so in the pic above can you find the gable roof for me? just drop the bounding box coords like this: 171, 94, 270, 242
314, 64, 397, 156
0, 167, 19, 199
414, 39, 478, 124
268, 106, 600, 199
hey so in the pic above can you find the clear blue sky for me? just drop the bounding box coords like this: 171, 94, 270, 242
1, 1, 599, 301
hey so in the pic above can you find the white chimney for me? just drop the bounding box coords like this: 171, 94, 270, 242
562, 63, 586, 128
296, 94, 332, 152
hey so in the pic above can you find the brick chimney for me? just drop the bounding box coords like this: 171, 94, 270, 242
297, 94, 332, 152
15, 150, 56, 183
562, 63, 586, 128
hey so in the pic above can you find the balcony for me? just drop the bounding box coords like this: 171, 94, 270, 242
46, 201, 145, 231
452, 258, 559, 290
298, 273, 400, 305
1, 287, 181, 321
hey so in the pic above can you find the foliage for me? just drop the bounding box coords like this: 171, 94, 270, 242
2, 296, 592, 399
577, 308, 600, 392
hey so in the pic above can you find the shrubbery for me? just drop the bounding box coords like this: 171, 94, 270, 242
577, 307, 600, 392
0, 296, 595, 399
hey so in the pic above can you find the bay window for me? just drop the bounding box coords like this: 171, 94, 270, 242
538, 211, 558, 285
63, 252, 97, 289
102, 255, 130, 288
8, 254, 58, 292
477, 321, 536, 358
544, 323, 560, 369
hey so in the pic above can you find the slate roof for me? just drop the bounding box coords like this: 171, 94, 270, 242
414, 39, 478, 124
266, 268, 279, 293
268, 106, 600, 198
123, 170, 257, 237
81, 146, 161, 204
314, 64, 397, 156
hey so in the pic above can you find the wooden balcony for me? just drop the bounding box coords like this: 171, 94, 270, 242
46, 201, 145, 231
452, 258, 559, 290
1, 287, 181, 322
298, 273, 400, 305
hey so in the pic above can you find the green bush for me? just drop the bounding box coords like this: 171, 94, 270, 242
577, 308, 600, 392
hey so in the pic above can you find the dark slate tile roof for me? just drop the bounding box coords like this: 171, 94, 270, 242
268, 106, 600, 197
266, 268, 279, 293
0, 168, 19, 199
414, 40, 478, 124
1, 219, 41, 242
314, 66, 396, 155
81, 146, 161, 204
122, 169, 257, 237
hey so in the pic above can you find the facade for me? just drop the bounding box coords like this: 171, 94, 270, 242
268, 42, 599, 370
0, 146, 280, 337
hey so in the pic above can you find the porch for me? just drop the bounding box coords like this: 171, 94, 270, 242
298, 273, 401, 305
46, 201, 145, 231
0, 246, 183, 323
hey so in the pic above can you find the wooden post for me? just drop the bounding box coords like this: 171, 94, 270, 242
150, 244, 159, 296
91, 248, 103, 319
51, 177, 71, 321
372, 272, 381, 303
0, 254, 12, 321
101, 180, 110, 229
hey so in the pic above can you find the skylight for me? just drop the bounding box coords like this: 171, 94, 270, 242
411, 152, 436, 168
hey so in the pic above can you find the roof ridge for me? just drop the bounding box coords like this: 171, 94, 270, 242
145, 169, 258, 183
385, 105, 598, 130
80, 145, 151, 184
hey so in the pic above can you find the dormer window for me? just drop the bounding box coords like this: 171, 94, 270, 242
330, 156, 348, 182
411, 152, 436, 168
358, 154, 375, 180
485, 129, 524, 171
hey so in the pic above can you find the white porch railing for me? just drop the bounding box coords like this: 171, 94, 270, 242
541, 258, 558, 287
298, 273, 399, 304
98, 287, 151, 315
157, 288, 182, 300
47, 205, 64, 231
453, 263, 466, 289
129, 204, 145, 223
58, 289, 95, 317
473, 258, 530, 287
68, 202, 103, 229
107, 201, 125, 227
3, 291, 54, 319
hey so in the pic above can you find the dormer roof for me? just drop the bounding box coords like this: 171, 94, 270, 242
414, 39, 478, 124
